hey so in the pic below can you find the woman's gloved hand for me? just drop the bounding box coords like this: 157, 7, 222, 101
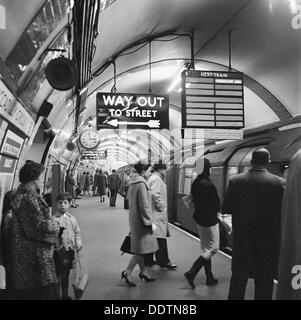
151, 223, 157, 232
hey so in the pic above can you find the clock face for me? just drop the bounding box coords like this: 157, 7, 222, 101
79, 130, 100, 149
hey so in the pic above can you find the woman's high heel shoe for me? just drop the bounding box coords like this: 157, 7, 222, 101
121, 271, 136, 287
139, 272, 156, 283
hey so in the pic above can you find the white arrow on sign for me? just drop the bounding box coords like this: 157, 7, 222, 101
107, 119, 160, 128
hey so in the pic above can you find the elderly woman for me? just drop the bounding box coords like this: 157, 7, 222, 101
10, 161, 60, 300
121, 162, 159, 286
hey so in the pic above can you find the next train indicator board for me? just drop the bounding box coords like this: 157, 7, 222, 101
96, 92, 169, 130
181, 70, 244, 129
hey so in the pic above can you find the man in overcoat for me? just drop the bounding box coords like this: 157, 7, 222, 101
222, 148, 285, 300
108, 169, 121, 206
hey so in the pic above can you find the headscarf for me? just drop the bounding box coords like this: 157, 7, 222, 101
196, 158, 210, 180
277, 149, 301, 300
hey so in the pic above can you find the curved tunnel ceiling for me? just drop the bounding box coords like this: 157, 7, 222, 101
1, 0, 301, 168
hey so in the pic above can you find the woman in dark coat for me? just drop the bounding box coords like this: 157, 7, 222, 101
121, 162, 159, 286
10, 161, 60, 299
97, 169, 107, 202
184, 158, 220, 289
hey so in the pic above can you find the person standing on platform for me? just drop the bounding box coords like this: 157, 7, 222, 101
123, 172, 131, 209
108, 169, 120, 207
10, 161, 60, 300
277, 149, 301, 300
54, 193, 83, 300
121, 162, 158, 286
93, 170, 99, 196
65, 169, 78, 208
97, 169, 108, 203
144, 163, 177, 269
184, 158, 220, 289
80, 172, 86, 196
83, 172, 90, 195
222, 148, 285, 300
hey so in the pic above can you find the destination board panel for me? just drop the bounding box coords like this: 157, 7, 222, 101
181, 70, 244, 129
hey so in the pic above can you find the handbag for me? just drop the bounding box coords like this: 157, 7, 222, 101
72, 251, 89, 300
53, 226, 69, 276
53, 244, 69, 276
120, 235, 132, 255
182, 193, 195, 210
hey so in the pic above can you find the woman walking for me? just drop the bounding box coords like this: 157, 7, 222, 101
184, 158, 220, 288
121, 162, 158, 286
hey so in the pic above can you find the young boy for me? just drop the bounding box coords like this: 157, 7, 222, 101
54, 193, 83, 300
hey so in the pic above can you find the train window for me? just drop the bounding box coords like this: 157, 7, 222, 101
177, 168, 185, 194
183, 168, 197, 195
225, 166, 239, 189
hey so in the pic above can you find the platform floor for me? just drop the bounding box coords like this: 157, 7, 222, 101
69, 194, 272, 300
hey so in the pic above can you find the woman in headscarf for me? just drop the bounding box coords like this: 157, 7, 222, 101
184, 158, 220, 289
10, 161, 60, 299
277, 149, 301, 300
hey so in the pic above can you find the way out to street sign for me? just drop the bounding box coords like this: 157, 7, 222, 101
96, 92, 169, 130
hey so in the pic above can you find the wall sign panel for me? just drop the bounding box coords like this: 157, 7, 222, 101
1, 129, 24, 158
97, 92, 169, 130
0, 155, 17, 174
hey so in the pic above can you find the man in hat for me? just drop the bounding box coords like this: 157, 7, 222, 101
144, 163, 177, 269
222, 148, 285, 300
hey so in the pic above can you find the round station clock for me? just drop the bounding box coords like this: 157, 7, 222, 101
78, 129, 100, 150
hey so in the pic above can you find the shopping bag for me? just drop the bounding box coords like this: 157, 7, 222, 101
72, 252, 89, 300
120, 235, 132, 255
0, 265, 6, 290
218, 219, 229, 249
182, 194, 195, 210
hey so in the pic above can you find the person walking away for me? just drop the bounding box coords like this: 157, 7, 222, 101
222, 148, 285, 300
277, 149, 301, 300
108, 169, 120, 207
54, 193, 83, 300
145, 163, 177, 269
184, 158, 220, 289
10, 161, 60, 299
121, 163, 158, 286
97, 169, 108, 203
65, 170, 78, 208
123, 172, 131, 209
